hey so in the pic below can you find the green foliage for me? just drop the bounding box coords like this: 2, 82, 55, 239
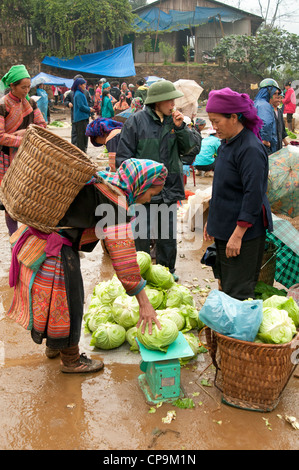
213, 27, 299, 78
0, 0, 135, 57
159, 41, 175, 65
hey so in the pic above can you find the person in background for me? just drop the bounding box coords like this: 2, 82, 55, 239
8, 159, 167, 373
94, 78, 106, 115
72, 78, 95, 152
193, 128, 221, 176
270, 89, 288, 150
121, 82, 132, 106
113, 93, 130, 114
88, 83, 95, 104
36, 83, 49, 124
101, 87, 115, 118
52, 85, 59, 105
135, 78, 148, 105
64, 74, 93, 146
0, 64, 47, 236
116, 80, 197, 281
128, 84, 135, 100
204, 87, 273, 300
194, 118, 206, 138
254, 78, 281, 154
180, 116, 202, 165
110, 81, 121, 102
282, 80, 296, 132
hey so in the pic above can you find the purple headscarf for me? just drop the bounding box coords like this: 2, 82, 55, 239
206, 88, 264, 139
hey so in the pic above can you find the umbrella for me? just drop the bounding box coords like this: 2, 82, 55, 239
113, 107, 134, 123
267, 146, 299, 218
173, 79, 203, 107
145, 76, 165, 87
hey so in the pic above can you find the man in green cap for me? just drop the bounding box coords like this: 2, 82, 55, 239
116, 80, 197, 281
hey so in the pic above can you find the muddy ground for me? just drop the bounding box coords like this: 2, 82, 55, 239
0, 106, 298, 452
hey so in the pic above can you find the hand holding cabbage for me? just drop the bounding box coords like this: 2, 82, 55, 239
135, 287, 161, 334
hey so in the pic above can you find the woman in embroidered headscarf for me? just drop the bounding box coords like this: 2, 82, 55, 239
0, 65, 47, 236
203, 87, 273, 300
71, 77, 95, 152
8, 159, 168, 374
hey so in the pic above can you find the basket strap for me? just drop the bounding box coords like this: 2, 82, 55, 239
205, 327, 223, 392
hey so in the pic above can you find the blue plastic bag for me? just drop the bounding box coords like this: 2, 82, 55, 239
199, 290, 263, 342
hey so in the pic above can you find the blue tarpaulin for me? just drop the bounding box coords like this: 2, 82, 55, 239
133, 6, 245, 32
31, 72, 74, 89
42, 44, 136, 78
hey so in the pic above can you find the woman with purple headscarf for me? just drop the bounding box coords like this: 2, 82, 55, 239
203, 87, 273, 300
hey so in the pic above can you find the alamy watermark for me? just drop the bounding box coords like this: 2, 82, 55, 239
94, 200, 204, 251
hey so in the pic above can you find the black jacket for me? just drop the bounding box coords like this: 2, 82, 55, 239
274, 107, 288, 150
116, 106, 197, 202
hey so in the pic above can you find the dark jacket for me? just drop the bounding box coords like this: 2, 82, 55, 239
110, 86, 121, 102
274, 107, 288, 151
181, 128, 202, 165
207, 128, 273, 242
116, 106, 197, 202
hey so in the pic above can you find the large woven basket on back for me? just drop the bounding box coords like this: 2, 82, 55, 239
0, 125, 98, 233
206, 328, 298, 412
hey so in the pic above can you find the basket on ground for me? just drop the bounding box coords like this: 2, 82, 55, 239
0, 125, 98, 233
206, 328, 298, 412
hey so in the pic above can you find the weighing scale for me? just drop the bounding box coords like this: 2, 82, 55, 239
136, 332, 194, 405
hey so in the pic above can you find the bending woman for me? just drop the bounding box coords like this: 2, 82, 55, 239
0, 65, 47, 235
8, 159, 167, 373
204, 88, 273, 300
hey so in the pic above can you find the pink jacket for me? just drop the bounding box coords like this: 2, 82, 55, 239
283, 88, 296, 114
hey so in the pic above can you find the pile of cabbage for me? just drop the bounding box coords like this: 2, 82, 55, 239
84, 251, 204, 357
255, 295, 299, 344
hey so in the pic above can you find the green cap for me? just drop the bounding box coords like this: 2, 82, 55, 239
145, 80, 184, 105
259, 78, 281, 91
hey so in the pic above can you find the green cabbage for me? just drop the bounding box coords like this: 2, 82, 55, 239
136, 251, 152, 276
85, 306, 114, 333
126, 326, 139, 351
157, 308, 185, 331
166, 285, 195, 308
183, 332, 200, 360
144, 285, 164, 310
137, 318, 179, 352
93, 276, 125, 305
112, 294, 140, 329
145, 264, 175, 290
180, 305, 199, 332
263, 295, 299, 327
90, 322, 126, 349
257, 307, 297, 344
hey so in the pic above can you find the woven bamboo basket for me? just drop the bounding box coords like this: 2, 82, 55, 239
206, 328, 299, 412
0, 125, 98, 233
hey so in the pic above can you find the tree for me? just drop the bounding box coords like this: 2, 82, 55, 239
213, 27, 299, 79
129, 0, 147, 9
0, 0, 135, 57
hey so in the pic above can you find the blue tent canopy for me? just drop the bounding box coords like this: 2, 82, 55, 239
42, 44, 136, 78
133, 6, 245, 32
31, 72, 74, 89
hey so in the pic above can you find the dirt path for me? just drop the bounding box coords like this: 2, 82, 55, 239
0, 109, 298, 451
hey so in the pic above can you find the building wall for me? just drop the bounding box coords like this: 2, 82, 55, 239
133, 0, 255, 63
